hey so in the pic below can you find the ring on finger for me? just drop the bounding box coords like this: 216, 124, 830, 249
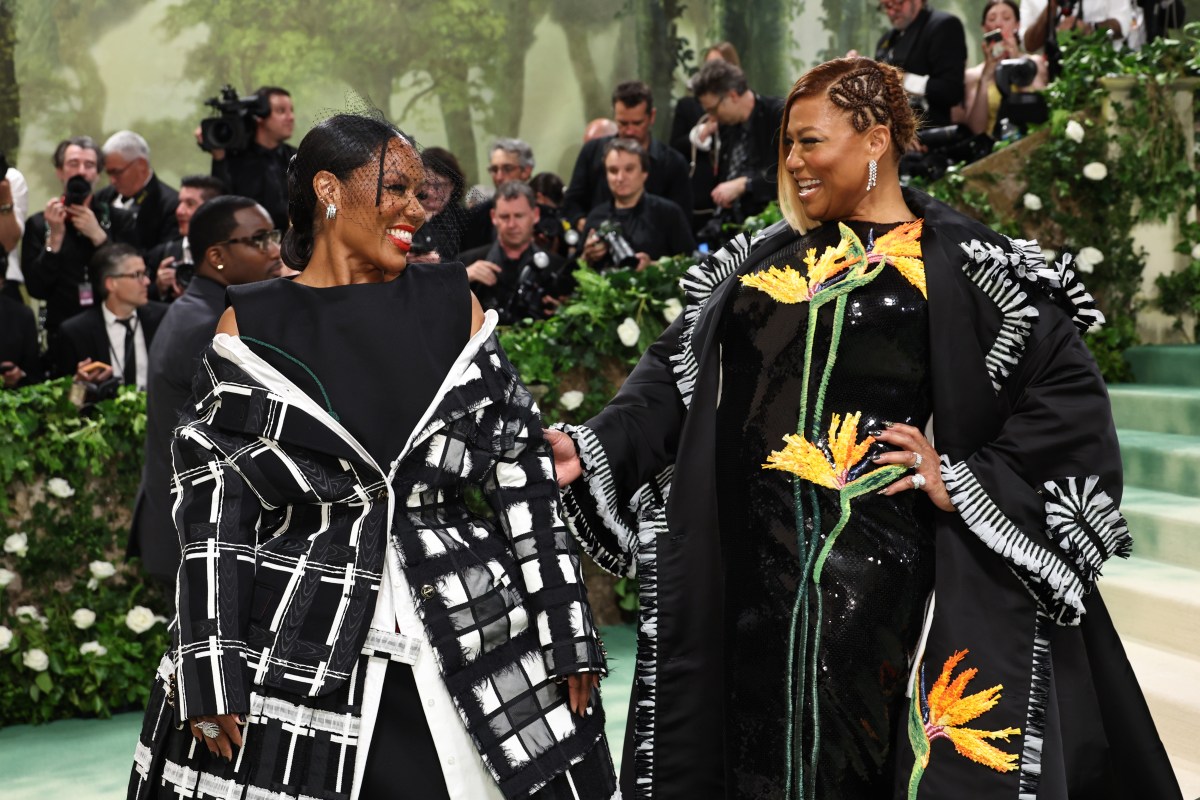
911, 474, 927, 490
193, 720, 221, 739
911, 452, 923, 469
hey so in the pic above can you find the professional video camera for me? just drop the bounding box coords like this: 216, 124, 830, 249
198, 85, 270, 154
595, 220, 640, 270
994, 58, 1048, 134
534, 203, 581, 257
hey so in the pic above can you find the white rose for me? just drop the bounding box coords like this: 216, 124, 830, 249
22, 648, 49, 672
45, 478, 75, 499
125, 605, 158, 634
79, 641, 108, 657
662, 297, 684, 323
560, 390, 585, 411
3, 532, 28, 558
0, 625, 11, 651
88, 561, 116, 580
1191, 243, 1200, 261
1023, 193, 1043, 211
1082, 162, 1108, 181
15, 605, 39, 621
617, 317, 641, 348
0, 568, 15, 588
72, 608, 97, 630
1065, 120, 1085, 143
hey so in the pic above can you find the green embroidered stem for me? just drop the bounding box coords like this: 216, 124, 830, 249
812, 466, 906, 583
240, 336, 341, 421
907, 679, 930, 800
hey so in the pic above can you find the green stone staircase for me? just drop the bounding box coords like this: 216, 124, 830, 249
1104, 345, 1200, 797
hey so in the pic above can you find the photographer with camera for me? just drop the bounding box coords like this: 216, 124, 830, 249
581, 138, 695, 272
459, 180, 571, 324
959, 0, 1049, 137
97, 130, 180, 254
144, 174, 226, 302
55, 243, 167, 389
202, 86, 297, 232
1022, 0, 1132, 68
530, 172, 581, 259
22, 136, 135, 340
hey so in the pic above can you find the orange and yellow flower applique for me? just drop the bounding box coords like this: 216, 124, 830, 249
764, 411, 875, 489
869, 219, 926, 298
908, 649, 1021, 799
740, 225, 867, 303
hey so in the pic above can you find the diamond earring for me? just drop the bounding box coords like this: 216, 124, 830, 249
326, 204, 337, 220
866, 159, 878, 192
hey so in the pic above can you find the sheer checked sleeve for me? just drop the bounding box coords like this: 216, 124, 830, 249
170, 423, 263, 721
484, 353, 607, 679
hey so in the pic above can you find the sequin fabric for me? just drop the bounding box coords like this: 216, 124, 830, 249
715, 219, 934, 799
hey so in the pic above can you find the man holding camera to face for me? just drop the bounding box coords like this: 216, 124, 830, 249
205, 86, 297, 233
22, 136, 136, 341
581, 138, 695, 272
144, 175, 226, 302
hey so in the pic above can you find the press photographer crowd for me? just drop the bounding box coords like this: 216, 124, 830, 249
0, 0, 1186, 402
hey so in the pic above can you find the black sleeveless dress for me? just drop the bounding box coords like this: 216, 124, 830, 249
227, 263, 471, 798
715, 219, 935, 799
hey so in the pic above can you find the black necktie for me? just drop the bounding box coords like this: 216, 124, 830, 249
116, 317, 136, 386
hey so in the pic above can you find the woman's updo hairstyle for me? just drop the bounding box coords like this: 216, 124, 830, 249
281, 113, 413, 269
777, 57, 917, 232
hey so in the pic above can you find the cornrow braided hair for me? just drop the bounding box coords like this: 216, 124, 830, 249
827, 68, 891, 133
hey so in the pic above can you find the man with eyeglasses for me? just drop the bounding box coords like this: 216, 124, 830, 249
870, 0, 967, 127
54, 243, 167, 386
561, 81, 692, 230
688, 60, 785, 239
129, 196, 283, 591
97, 130, 180, 254
459, 138, 536, 251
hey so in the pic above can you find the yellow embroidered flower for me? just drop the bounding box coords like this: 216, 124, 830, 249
741, 226, 867, 303
763, 412, 874, 489
922, 649, 1020, 773
870, 219, 926, 298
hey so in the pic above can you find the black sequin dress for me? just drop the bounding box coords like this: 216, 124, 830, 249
715, 219, 935, 799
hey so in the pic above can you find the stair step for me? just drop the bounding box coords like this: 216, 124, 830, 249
1124, 345, 1200, 388
1100, 557, 1200, 658
1117, 639, 1200, 798
1109, 384, 1200, 435
1122, 486, 1200, 570
1117, 429, 1200, 498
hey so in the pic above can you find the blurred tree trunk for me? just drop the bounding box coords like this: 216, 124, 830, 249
442, 62, 480, 185
820, 0, 879, 62
50, 2, 106, 137
486, 0, 550, 139
632, 0, 685, 142
549, 1, 613, 125
718, 0, 790, 96
0, 0, 18, 160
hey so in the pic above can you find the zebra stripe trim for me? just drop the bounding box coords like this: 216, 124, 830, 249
1017, 611, 1052, 800
959, 239, 1040, 394
940, 457, 1088, 625
1043, 475, 1132, 585
556, 423, 635, 577
1009, 240, 1106, 335
627, 467, 673, 800
669, 233, 753, 409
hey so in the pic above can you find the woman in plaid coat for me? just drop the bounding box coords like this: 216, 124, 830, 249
128, 114, 617, 800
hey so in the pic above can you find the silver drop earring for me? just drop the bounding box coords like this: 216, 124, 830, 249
866, 159, 878, 192
326, 204, 338, 220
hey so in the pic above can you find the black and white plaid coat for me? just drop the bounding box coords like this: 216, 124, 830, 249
129, 319, 616, 800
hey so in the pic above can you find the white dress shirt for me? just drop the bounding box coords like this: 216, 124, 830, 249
101, 303, 149, 389
5, 168, 29, 283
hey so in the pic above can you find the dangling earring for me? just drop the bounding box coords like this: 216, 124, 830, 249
326, 204, 337, 220
866, 159, 878, 192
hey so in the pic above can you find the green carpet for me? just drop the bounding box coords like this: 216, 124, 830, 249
0, 625, 636, 799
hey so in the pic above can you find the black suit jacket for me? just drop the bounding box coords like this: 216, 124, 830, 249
129, 276, 229, 583
0, 293, 41, 386
53, 301, 168, 378
96, 173, 180, 254
581, 194, 697, 266
21, 204, 136, 332
714, 94, 786, 218
874, 7, 968, 127
562, 137, 693, 226
211, 142, 298, 232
